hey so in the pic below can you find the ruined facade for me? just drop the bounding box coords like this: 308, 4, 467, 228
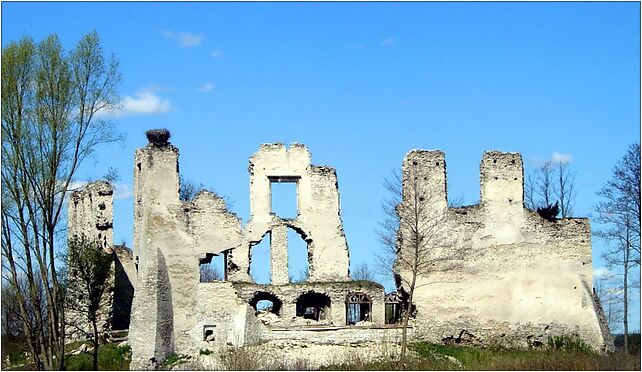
397, 150, 612, 351
128, 130, 389, 370
69, 129, 611, 369
67, 181, 137, 339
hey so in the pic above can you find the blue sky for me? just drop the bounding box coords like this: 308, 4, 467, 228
2, 2, 639, 331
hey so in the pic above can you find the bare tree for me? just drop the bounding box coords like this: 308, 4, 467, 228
351, 263, 375, 282
1, 32, 120, 369
594, 143, 641, 354
524, 170, 538, 211
595, 274, 624, 333
555, 161, 576, 218
537, 161, 555, 208
378, 164, 463, 365
179, 175, 203, 202
527, 159, 576, 218
65, 234, 113, 370
199, 263, 223, 282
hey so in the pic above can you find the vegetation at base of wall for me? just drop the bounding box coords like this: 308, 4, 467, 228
199, 348, 214, 355
546, 335, 594, 354
162, 353, 192, 367
64, 343, 131, 371
322, 342, 641, 371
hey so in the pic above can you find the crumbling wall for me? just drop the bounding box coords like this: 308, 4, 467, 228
66, 181, 115, 340
129, 130, 243, 369
68, 181, 114, 249
233, 143, 350, 283
397, 150, 612, 352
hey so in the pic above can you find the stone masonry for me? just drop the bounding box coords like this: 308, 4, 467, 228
69, 129, 612, 369
396, 150, 612, 352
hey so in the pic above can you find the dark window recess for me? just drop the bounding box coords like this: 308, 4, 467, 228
385, 292, 403, 324
203, 325, 216, 342
346, 292, 372, 325
296, 292, 331, 321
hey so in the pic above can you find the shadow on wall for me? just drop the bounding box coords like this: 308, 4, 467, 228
112, 250, 134, 330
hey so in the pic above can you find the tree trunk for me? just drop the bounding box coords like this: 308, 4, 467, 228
92, 318, 100, 370
623, 222, 629, 355
400, 273, 416, 366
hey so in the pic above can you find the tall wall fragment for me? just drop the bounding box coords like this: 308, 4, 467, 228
234, 143, 349, 283
129, 130, 243, 369
396, 150, 612, 352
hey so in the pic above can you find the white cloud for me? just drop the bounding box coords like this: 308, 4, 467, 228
380, 37, 395, 46
594, 267, 614, 279
97, 87, 173, 118
551, 151, 572, 164
113, 183, 134, 200
210, 50, 224, 58
162, 31, 203, 47
198, 82, 214, 93
121, 89, 172, 115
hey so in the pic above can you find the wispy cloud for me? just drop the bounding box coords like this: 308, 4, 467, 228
198, 82, 215, 93
210, 50, 224, 58
113, 183, 134, 200
162, 31, 203, 47
380, 37, 395, 46
551, 151, 572, 164
67, 181, 88, 192
594, 267, 614, 280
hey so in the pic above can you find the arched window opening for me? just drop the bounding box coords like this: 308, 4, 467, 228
346, 292, 372, 325
288, 227, 309, 283
385, 292, 403, 324
249, 292, 283, 316
199, 252, 226, 282
296, 292, 331, 322
249, 235, 270, 284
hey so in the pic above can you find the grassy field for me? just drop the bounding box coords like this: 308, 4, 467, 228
323, 341, 641, 371
3, 336, 640, 370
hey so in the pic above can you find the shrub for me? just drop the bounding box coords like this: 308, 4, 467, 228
546, 335, 594, 354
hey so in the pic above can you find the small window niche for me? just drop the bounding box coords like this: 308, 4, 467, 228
203, 325, 216, 342
269, 176, 300, 219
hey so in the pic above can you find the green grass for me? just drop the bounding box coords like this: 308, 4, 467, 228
64, 342, 131, 371
323, 342, 641, 371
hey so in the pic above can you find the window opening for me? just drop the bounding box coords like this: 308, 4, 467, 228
296, 292, 331, 321
199, 253, 226, 282
346, 292, 372, 325
385, 292, 403, 324
288, 227, 309, 283
270, 177, 299, 219
249, 236, 270, 284
203, 325, 216, 342
249, 292, 283, 315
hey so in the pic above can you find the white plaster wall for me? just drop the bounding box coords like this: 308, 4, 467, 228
397, 150, 609, 351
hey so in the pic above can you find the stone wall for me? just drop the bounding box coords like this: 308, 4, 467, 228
396, 150, 613, 352
66, 181, 115, 340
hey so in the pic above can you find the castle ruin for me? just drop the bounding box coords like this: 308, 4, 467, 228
67, 129, 611, 369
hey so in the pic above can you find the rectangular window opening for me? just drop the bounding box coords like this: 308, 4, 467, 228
270, 180, 298, 219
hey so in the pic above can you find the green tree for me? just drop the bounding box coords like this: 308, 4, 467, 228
594, 143, 641, 354
1, 31, 120, 369
65, 235, 113, 371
